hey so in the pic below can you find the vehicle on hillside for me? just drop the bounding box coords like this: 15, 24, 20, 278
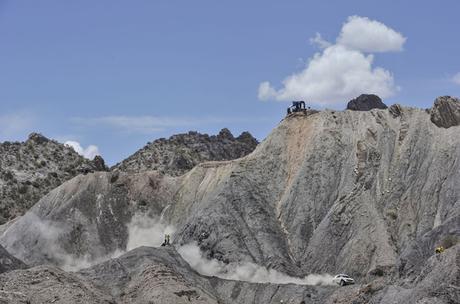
333, 274, 355, 286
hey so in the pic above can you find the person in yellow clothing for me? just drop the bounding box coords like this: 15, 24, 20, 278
435, 246, 444, 254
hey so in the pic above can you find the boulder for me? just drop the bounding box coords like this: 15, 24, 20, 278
26, 132, 49, 144
430, 96, 460, 128
347, 94, 387, 111
93, 155, 108, 171
217, 128, 235, 140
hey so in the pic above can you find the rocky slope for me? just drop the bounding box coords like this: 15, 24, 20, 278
0, 133, 107, 222
0, 245, 457, 304
113, 128, 258, 176
0, 246, 336, 304
0, 97, 459, 303
0, 244, 26, 274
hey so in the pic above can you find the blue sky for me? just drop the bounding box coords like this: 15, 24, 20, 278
1, 0, 459, 164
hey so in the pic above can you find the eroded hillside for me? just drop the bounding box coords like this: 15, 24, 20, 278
0, 97, 459, 304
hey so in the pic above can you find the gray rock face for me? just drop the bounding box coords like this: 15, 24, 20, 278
0, 265, 114, 304
113, 128, 258, 176
430, 95, 460, 128
169, 107, 459, 281
0, 244, 26, 274
0, 133, 107, 222
1, 102, 459, 303
347, 94, 388, 111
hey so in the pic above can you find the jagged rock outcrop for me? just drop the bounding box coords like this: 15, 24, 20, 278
347, 94, 388, 111
430, 95, 460, 128
0, 244, 26, 274
0, 133, 108, 222
113, 128, 258, 176
388, 104, 403, 118
1, 99, 459, 303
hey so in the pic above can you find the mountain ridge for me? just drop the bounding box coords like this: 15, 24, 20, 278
113, 128, 258, 176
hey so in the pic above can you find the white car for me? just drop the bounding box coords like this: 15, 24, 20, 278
333, 274, 355, 286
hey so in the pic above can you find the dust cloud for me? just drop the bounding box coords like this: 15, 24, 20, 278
178, 242, 334, 285
3, 212, 334, 285
128, 215, 334, 286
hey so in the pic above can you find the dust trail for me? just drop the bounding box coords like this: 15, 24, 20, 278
177, 242, 334, 285
127, 215, 334, 286
3, 213, 334, 285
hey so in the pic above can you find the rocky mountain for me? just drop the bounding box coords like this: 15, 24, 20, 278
113, 128, 258, 176
0, 96, 459, 303
0, 133, 107, 223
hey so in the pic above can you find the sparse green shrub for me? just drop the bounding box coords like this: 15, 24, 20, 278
386, 208, 398, 220
18, 185, 28, 194
370, 267, 385, 277
66, 168, 76, 176
3, 170, 14, 180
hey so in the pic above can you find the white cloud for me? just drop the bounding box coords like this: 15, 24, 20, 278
452, 72, 460, 85
258, 16, 405, 105
309, 32, 332, 49
337, 16, 406, 52
258, 82, 278, 100
64, 140, 100, 160
260, 45, 397, 105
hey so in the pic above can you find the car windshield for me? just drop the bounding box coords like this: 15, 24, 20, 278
337, 274, 350, 278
